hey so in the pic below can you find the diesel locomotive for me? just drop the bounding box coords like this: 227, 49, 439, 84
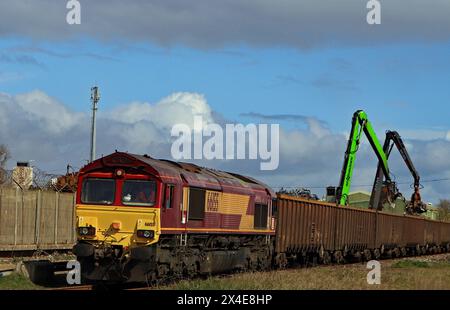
73, 151, 275, 283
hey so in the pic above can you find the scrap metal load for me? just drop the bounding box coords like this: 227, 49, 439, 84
53, 172, 78, 192
52, 165, 78, 192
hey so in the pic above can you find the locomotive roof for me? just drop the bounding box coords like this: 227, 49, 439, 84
80, 151, 275, 196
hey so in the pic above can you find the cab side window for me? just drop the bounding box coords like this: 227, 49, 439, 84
188, 188, 206, 220
254, 203, 268, 229
164, 184, 175, 209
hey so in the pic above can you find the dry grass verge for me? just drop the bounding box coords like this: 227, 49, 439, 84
161, 254, 450, 290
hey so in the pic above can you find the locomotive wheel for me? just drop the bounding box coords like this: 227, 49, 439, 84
157, 264, 170, 279
248, 257, 257, 271
258, 256, 271, 271
184, 262, 197, 278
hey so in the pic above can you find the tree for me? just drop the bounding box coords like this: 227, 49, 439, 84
0, 144, 10, 185
437, 199, 450, 222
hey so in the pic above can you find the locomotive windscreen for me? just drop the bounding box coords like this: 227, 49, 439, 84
122, 180, 156, 206
81, 178, 115, 205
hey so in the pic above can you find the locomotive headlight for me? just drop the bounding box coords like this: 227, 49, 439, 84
115, 168, 125, 177
78, 226, 96, 236
137, 230, 154, 239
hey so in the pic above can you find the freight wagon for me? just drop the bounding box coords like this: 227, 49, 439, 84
275, 195, 450, 267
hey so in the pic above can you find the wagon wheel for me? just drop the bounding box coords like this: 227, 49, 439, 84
275, 253, 288, 269
373, 249, 381, 260
363, 249, 372, 261
333, 251, 345, 264
400, 247, 407, 257
353, 251, 362, 263
319, 251, 331, 265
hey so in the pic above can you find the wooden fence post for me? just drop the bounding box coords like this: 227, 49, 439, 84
35, 190, 42, 246
54, 191, 59, 244
14, 187, 19, 246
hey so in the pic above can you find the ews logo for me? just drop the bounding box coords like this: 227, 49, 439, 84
207, 192, 220, 212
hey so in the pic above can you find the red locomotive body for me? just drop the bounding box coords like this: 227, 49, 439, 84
74, 152, 275, 282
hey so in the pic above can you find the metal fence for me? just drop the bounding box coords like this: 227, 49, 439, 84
0, 187, 76, 251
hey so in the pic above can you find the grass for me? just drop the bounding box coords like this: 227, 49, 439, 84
391, 260, 430, 268
0, 272, 40, 290
161, 255, 450, 290
1, 255, 450, 290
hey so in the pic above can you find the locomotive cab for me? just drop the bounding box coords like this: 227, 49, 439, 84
73, 153, 163, 283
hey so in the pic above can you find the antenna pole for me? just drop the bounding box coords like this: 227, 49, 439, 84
90, 86, 100, 162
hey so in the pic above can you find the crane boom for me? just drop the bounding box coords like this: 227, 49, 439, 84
369, 130, 426, 214
336, 110, 391, 206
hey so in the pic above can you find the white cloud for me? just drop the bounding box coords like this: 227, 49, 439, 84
14, 90, 84, 134
107, 92, 213, 130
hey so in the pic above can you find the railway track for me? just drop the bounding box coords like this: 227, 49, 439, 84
50, 285, 93, 290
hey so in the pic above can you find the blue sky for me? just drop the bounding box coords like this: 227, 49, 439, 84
2, 38, 450, 134
1, 0, 450, 202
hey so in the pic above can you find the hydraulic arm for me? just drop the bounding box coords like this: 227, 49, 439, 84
369, 130, 426, 214
336, 110, 391, 206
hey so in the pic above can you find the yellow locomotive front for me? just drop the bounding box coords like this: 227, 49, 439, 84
73, 154, 162, 283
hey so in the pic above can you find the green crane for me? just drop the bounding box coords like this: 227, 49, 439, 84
336, 110, 391, 206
